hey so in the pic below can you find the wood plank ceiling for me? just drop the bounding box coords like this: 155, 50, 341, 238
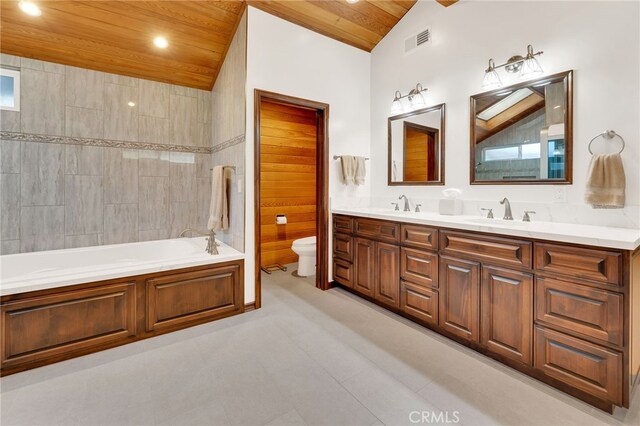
0, 0, 436, 90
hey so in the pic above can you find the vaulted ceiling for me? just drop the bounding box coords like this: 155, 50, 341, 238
0, 0, 459, 90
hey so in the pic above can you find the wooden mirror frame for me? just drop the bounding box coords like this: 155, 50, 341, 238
469, 70, 573, 185
388, 103, 446, 186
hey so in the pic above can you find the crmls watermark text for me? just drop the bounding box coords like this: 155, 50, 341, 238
409, 410, 461, 424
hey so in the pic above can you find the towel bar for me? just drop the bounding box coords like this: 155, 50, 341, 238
588, 130, 625, 155
333, 155, 369, 160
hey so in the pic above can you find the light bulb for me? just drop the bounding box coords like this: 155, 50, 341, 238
19, 1, 42, 16
410, 92, 426, 108
391, 99, 403, 114
153, 36, 169, 49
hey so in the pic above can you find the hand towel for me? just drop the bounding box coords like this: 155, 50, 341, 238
340, 155, 356, 185
208, 166, 231, 231
354, 156, 367, 185
585, 153, 626, 208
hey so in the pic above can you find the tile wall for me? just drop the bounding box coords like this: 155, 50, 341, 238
0, 54, 213, 254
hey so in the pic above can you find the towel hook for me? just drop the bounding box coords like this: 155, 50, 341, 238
588, 130, 625, 155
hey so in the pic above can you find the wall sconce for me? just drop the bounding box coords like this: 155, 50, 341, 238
482, 44, 544, 90
391, 83, 428, 114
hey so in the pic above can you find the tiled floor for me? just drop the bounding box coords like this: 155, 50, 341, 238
1, 266, 639, 426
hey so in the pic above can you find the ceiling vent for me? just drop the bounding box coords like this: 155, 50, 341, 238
404, 27, 431, 54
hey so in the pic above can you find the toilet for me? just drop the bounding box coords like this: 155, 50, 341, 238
291, 236, 317, 277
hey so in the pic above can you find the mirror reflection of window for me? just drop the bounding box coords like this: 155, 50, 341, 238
471, 72, 572, 184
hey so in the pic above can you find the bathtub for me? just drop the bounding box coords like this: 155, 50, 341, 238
1, 237, 246, 375
0, 237, 244, 296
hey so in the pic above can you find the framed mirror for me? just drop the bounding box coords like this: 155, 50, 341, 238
470, 70, 573, 184
388, 104, 445, 186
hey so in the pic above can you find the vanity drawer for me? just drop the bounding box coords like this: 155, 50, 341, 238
333, 215, 353, 234
401, 224, 438, 251
535, 243, 621, 285
401, 247, 438, 289
536, 277, 623, 346
333, 258, 354, 288
400, 282, 438, 326
333, 233, 353, 262
354, 218, 399, 244
534, 326, 622, 405
440, 231, 532, 269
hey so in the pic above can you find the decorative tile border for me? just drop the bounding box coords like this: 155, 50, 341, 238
212, 134, 245, 153
0, 132, 213, 154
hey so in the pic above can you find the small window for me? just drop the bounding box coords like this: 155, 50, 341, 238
1, 68, 20, 112
483, 142, 541, 162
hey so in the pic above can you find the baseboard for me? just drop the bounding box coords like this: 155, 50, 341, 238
244, 302, 258, 312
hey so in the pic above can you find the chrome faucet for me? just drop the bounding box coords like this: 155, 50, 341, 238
522, 211, 536, 222
398, 195, 410, 212
178, 228, 219, 255
500, 198, 513, 220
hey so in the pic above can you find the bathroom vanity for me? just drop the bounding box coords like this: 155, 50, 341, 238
331, 210, 640, 412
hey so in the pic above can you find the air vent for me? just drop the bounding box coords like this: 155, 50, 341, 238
405, 27, 432, 54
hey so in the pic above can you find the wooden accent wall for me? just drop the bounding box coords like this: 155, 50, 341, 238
259, 101, 317, 267
403, 123, 437, 182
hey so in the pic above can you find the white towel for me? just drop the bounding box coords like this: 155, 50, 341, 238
354, 156, 366, 185
207, 166, 230, 231
340, 155, 356, 185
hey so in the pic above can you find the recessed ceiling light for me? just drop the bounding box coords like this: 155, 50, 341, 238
153, 36, 168, 49
346, 0, 360, 3
127, 101, 136, 107
19, 1, 42, 16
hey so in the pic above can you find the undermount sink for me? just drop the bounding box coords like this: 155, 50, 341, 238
467, 218, 529, 226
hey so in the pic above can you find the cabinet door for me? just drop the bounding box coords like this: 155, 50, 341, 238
481, 265, 533, 365
354, 237, 375, 297
439, 256, 480, 342
375, 242, 400, 308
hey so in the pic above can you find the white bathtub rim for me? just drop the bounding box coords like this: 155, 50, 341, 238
0, 238, 244, 297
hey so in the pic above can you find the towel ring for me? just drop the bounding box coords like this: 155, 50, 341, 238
588, 130, 625, 155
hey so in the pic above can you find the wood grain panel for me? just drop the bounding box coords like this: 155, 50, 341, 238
333, 232, 353, 262
536, 277, 623, 346
401, 247, 438, 289
481, 266, 533, 365
259, 100, 317, 267
333, 258, 354, 288
375, 242, 400, 308
248, 0, 415, 51
439, 256, 480, 342
535, 243, 621, 285
401, 282, 439, 326
0, 1, 245, 90
354, 237, 375, 297
441, 231, 532, 269
1, 283, 136, 367
535, 326, 622, 404
401, 224, 438, 250
354, 218, 399, 243
146, 265, 242, 332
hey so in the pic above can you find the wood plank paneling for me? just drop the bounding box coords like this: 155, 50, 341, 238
259, 100, 317, 267
1, 1, 416, 88
0, 1, 245, 90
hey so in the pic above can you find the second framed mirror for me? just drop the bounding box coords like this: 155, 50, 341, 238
388, 104, 445, 186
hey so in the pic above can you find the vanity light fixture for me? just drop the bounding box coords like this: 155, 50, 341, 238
390, 83, 428, 114
153, 36, 169, 49
481, 44, 544, 89
18, 1, 42, 16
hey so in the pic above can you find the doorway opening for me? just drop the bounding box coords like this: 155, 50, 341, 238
254, 90, 329, 308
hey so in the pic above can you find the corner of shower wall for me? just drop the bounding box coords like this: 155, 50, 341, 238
210, 11, 248, 253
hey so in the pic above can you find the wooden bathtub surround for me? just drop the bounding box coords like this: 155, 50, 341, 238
332, 214, 639, 413
1, 260, 244, 376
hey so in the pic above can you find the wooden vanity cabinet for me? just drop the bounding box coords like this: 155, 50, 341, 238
331, 214, 638, 413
